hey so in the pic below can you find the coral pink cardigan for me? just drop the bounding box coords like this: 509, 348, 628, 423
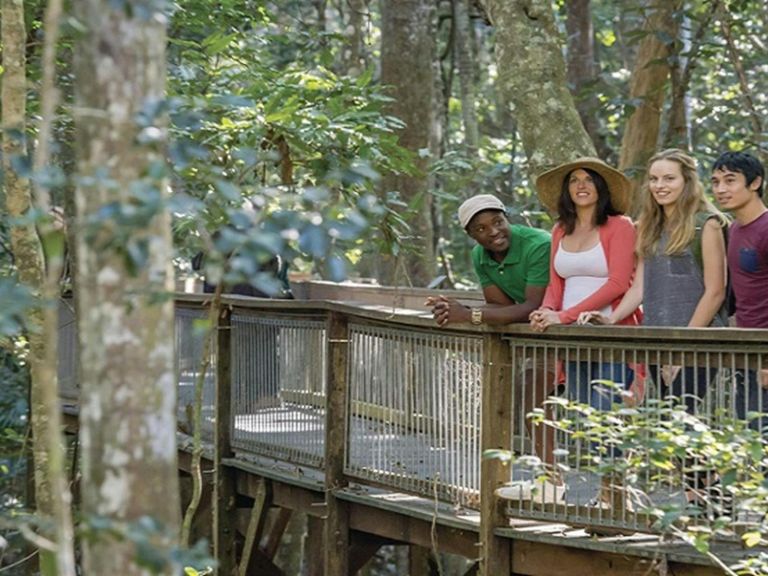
542, 215, 641, 325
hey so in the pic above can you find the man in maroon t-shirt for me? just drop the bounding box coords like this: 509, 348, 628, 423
712, 151, 768, 428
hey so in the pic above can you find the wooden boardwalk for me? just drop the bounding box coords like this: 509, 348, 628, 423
59, 286, 767, 575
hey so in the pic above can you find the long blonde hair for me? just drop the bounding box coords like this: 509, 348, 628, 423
636, 149, 727, 257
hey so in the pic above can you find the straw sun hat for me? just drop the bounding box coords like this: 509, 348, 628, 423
535, 157, 632, 215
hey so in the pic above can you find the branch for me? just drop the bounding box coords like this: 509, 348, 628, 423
180, 283, 222, 546
717, 5, 764, 145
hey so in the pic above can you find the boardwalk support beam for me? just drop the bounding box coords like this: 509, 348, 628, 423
479, 333, 512, 576
213, 306, 237, 575
324, 311, 350, 575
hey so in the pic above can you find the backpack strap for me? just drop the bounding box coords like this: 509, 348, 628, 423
691, 211, 735, 317
691, 212, 728, 271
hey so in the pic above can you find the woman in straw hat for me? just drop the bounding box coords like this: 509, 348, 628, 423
578, 149, 728, 509
502, 158, 641, 510
530, 157, 642, 403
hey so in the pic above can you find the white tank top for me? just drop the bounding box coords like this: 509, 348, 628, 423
554, 240, 612, 315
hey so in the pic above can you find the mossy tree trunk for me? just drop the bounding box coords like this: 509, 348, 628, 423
480, 0, 596, 180
72, 1, 180, 573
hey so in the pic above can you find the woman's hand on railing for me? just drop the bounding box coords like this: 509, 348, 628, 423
529, 308, 561, 332
425, 295, 470, 327
577, 311, 612, 325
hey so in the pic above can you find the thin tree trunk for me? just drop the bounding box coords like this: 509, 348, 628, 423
565, 0, 609, 159
618, 0, 682, 214
430, 11, 448, 283
180, 285, 221, 546
342, 0, 368, 75
72, 1, 180, 573
32, 0, 77, 572
481, 0, 596, 177
2, 0, 75, 573
453, 0, 479, 155
315, 0, 327, 34
664, 2, 719, 149
379, 0, 436, 286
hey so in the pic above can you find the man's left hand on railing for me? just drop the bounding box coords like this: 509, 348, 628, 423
761, 369, 768, 389
425, 295, 471, 327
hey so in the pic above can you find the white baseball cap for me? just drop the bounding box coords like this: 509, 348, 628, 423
458, 194, 506, 228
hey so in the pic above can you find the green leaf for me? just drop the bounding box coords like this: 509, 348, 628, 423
355, 66, 374, 88
742, 531, 762, 548
203, 32, 238, 55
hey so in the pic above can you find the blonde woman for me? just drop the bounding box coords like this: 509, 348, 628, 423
580, 149, 727, 348
580, 148, 728, 505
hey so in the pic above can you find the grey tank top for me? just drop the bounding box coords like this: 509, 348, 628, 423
643, 228, 726, 327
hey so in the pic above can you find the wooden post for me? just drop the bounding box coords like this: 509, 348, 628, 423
409, 544, 432, 575
324, 311, 350, 576
213, 306, 237, 575
479, 333, 512, 576
305, 515, 324, 576
238, 478, 270, 576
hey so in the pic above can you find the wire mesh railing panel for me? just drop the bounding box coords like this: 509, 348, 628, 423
58, 299, 78, 400
230, 313, 326, 467
501, 332, 768, 537
175, 307, 215, 440
345, 322, 483, 509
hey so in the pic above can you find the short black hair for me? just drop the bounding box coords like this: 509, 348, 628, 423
712, 151, 765, 197
557, 168, 621, 234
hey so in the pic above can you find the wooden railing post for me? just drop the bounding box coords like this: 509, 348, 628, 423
213, 306, 237, 575
479, 332, 512, 576
324, 311, 350, 576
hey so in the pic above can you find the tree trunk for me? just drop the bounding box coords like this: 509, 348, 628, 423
453, 0, 480, 155
72, 2, 180, 574
2, 1, 75, 573
0, 4, 48, 526
663, 3, 719, 150
618, 0, 682, 213
481, 0, 596, 178
341, 0, 369, 76
565, 0, 609, 160
379, 0, 436, 287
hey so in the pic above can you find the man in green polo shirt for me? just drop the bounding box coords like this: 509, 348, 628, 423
427, 194, 551, 326
426, 194, 557, 502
